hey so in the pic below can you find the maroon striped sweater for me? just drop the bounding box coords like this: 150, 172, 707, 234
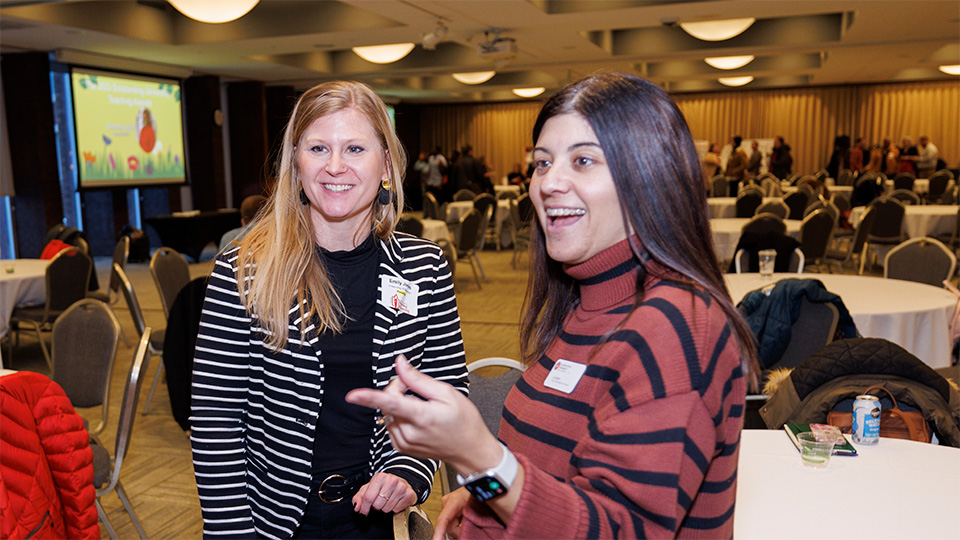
463, 238, 745, 539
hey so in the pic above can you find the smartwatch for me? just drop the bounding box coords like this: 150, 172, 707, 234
456, 443, 519, 502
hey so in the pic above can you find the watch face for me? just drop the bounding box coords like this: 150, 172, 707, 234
465, 475, 507, 501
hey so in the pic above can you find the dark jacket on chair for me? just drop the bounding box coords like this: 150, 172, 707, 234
738, 279, 858, 369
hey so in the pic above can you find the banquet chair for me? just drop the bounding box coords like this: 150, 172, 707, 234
88, 236, 130, 305
115, 264, 166, 413
892, 172, 916, 192
775, 298, 839, 371
760, 177, 783, 197
455, 209, 485, 289
439, 357, 526, 495
147, 247, 189, 412
497, 189, 519, 200
743, 213, 787, 236
782, 191, 808, 220
422, 191, 440, 220
473, 193, 499, 250
93, 327, 152, 540
799, 209, 835, 272
393, 505, 434, 540
512, 194, 534, 269
9, 247, 93, 369
939, 185, 958, 205
824, 206, 876, 274
711, 176, 729, 198
889, 189, 920, 205
755, 200, 789, 220
862, 197, 905, 272
837, 168, 855, 186
395, 216, 424, 237
453, 188, 475, 201
51, 298, 121, 438
734, 248, 804, 274
927, 170, 954, 203
884, 237, 956, 287
735, 189, 763, 218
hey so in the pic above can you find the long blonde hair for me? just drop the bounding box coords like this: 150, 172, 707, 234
236, 81, 406, 350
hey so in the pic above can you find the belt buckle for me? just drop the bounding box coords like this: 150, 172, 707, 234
318, 474, 347, 504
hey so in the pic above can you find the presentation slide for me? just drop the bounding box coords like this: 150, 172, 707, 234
71, 68, 186, 187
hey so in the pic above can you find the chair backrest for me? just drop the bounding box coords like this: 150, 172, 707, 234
457, 209, 484, 252
46, 247, 94, 315
734, 247, 804, 273
755, 200, 789, 220
51, 299, 121, 435
711, 176, 728, 198
742, 213, 787, 236
108, 236, 130, 295
884, 237, 957, 287
101, 327, 151, 495
776, 299, 840, 370
867, 197, 905, 241
837, 169, 855, 186
850, 206, 877, 255
831, 193, 851, 214
423, 192, 439, 220
473, 193, 496, 221
782, 191, 808, 220
939, 184, 958, 205
889, 188, 920, 205
395, 216, 424, 237
515, 194, 534, 225
497, 190, 519, 200
115, 263, 148, 337
435, 239, 456, 281
393, 505, 434, 540
150, 247, 191, 318
453, 188, 475, 201
928, 170, 954, 199
735, 190, 763, 218
800, 209, 835, 261
892, 172, 916, 191
760, 177, 783, 197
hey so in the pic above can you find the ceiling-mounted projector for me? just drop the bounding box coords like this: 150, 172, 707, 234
477, 36, 517, 61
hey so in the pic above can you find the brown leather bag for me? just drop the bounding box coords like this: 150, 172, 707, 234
826, 385, 931, 443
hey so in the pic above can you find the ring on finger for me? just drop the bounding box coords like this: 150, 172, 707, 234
379, 494, 390, 500
376, 414, 395, 427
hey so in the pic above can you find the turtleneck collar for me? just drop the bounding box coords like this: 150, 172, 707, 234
564, 237, 644, 312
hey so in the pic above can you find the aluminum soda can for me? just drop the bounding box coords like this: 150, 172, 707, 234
852, 394, 880, 444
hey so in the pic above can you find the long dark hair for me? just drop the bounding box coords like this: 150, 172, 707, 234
519, 72, 760, 389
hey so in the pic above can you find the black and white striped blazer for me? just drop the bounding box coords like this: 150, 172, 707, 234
190, 233, 467, 539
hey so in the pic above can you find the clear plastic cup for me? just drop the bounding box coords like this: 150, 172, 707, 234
797, 432, 836, 469
758, 249, 776, 278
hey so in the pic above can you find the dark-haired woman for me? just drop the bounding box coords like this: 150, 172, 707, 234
348, 72, 760, 539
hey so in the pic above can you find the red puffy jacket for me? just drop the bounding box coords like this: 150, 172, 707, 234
0, 371, 99, 539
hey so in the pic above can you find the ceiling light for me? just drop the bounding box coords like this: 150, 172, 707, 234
352, 43, 416, 64
168, 0, 259, 24
452, 71, 496, 85
718, 76, 754, 87
705, 55, 755, 70
939, 65, 960, 75
512, 87, 545, 98
421, 21, 448, 50
680, 18, 755, 41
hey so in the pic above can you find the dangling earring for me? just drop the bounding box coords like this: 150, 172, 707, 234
299, 188, 310, 205
377, 178, 392, 205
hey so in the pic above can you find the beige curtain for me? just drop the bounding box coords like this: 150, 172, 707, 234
417, 81, 958, 183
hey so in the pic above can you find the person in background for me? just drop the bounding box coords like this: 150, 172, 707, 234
506, 162, 527, 190
898, 137, 918, 175
866, 143, 884, 173
347, 72, 760, 540
477, 155, 495, 194
826, 135, 850, 180
413, 152, 430, 207
218, 194, 268, 251
426, 146, 447, 201
771, 136, 793, 180
746, 139, 763, 178
701, 142, 722, 190
191, 80, 467, 540
882, 138, 900, 177
917, 136, 940, 178
849, 137, 866, 174
724, 135, 748, 180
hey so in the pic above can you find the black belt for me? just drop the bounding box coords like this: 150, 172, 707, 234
315, 469, 369, 504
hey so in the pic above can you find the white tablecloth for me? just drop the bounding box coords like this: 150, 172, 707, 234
735, 430, 960, 539
710, 218, 802, 261
781, 184, 853, 194
418, 218, 451, 244
850, 205, 957, 238
706, 197, 782, 219
884, 178, 929, 194
726, 273, 955, 368
446, 200, 513, 248
0, 259, 49, 338
493, 184, 521, 195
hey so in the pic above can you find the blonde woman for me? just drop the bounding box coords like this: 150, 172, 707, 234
191, 81, 467, 539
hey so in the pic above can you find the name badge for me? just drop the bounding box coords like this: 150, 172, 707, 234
543, 359, 586, 394
380, 275, 419, 317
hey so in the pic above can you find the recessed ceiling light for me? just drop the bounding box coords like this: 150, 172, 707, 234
512, 87, 545, 98
939, 65, 960, 75
169, 0, 259, 23
704, 55, 755, 70
718, 76, 754, 87
452, 71, 496, 84
352, 43, 415, 64
680, 18, 755, 41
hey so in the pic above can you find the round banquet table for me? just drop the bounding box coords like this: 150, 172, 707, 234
850, 205, 957, 239
706, 197, 782, 219
446, 199, 513, 248
0, 259, 49, 339
725, 273, 955, 368
735, 430, 960, 540
710, 218, 802, 261
418, 218, 451, 244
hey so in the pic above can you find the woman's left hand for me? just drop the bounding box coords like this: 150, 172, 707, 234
353, 473, 416, 515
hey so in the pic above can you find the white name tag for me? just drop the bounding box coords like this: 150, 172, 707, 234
543, 359, 587, 394
380, 275, 419, 317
